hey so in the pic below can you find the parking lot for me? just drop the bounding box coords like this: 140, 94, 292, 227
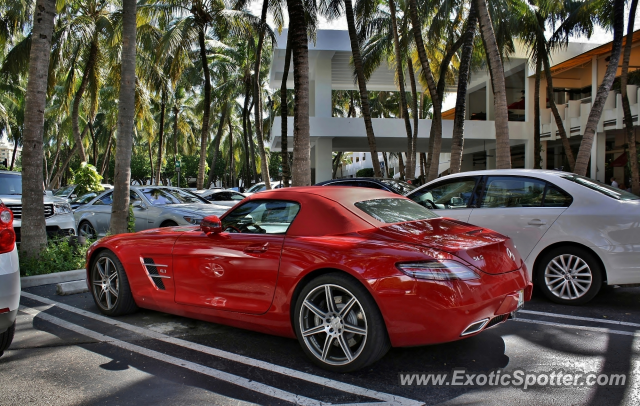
0, 283, 637, 406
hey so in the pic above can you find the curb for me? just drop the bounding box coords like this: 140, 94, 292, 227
21, 269, 86, 288
56, 280, 89, 296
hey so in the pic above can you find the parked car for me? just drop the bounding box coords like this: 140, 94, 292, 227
0, 171, 76, 242
0, 201, 19, 358
244, 181, 283, 195
54, 184, 113, 201
197, 189, 246, 207
85, 187, 531, 372
315, 177, 416, 195
74, 186, 229, 238
70, 192, 98, 210
407, 169, 640, 305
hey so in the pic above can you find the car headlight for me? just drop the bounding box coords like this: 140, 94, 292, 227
396, 260, 479, 281
183, 216, 203, 225
53, 202, 73, 215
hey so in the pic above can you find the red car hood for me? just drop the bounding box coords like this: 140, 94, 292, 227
372, 218, 522, 274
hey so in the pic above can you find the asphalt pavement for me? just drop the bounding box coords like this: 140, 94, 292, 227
0, 284, 639, 405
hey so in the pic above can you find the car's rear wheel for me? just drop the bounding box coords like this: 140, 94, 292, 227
79, 221, 97, 239
537, 246, 603, 305
90, 250, 138, 316
0, 321, 15, 357
293, 273, 390, 372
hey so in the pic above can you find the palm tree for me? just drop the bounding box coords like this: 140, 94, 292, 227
21, 0, 56, 259
476, 0, 510, 169
109, 0, 137, 234
574, 0, 625, 176
253, 0, 272, 189
280, 31, 292, 187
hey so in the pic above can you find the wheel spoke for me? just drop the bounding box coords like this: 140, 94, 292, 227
324, 286, 336, 313
343, 322, 367, 336
338, 335, 353, 362
109, 272, 118, 282
105, 290, 112, 309
108, 285, 118, 298
302, 325, 326, 337
104, 259, 110, 275
96, 262, 106, 279
97, 288, 105, 302
339, 297, 357, 318
321, 336, 334, 361
303, 300, 327, 319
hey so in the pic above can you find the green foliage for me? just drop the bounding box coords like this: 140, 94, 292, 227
19, 239, 91, 277
72, 162, 104, 196
130, 150, 152, 185
356, 168, 375, 177
269, 151, 282, 178
127, 204, 135, 233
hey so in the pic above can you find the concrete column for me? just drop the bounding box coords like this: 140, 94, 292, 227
314, 137, 333, 183
309, 80, 316, 117
487, 149, 496, 169
486, 77, 494, 121
590, 131, 606, 183
524, 63, 531, 123
314, 53, 333, 118
541, 140, 548, 169
554, 146, 562, 169
524, 140, 534, 169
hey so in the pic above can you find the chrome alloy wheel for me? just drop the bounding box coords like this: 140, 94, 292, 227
92, 257, 119, 311
299, 284, 368, 366
544, 254, 592, 300
79, 222, 97, 239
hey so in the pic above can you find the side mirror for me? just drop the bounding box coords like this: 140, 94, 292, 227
201, 215, 223, 234
70, 194, 77, 200
131, 200, 144, 209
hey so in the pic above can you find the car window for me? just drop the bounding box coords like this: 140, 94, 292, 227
479, 177, 545, 208
222, 200, 300, 234
543, 184, 573, 207
0, 173, 22, 195
140, 188, 207, 205
355, 198, 438, 223
73, 193, 97, 204
560, 174, 640, 200
229, 192, 245, 200
93, 192, 113, 206
409, 178, 477, 210
207, 192, 225, 201
247, 184, 265, 193
54, 185, 74, 197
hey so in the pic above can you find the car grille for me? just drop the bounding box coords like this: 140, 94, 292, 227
7, 204, 55, 219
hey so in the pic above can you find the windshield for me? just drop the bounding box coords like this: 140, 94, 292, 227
0, 173, 22, 195
247, 183, 265, 193
379, 179, 416, 195
354, 198, 439, 223
54, 185, 75, 197
139, 188, 208, 205
73, 193, 97, 204
560, 174, 640, 201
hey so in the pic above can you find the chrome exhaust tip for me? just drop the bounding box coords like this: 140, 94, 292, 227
460, 318, 490, 336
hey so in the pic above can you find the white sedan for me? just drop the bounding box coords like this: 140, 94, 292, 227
196, 189, 247, 207
407, 169, 640, 305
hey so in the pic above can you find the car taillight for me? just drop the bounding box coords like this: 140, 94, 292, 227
0, 204, 16, 254
396, 260, 479, 281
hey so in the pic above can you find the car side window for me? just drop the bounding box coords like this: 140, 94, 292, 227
229, 192, 245, 200
410, 178, 477, 210
480, 176, 545, 208
544, 184, 573, 207
221, 200, 300, 234
93, 192, 113, 206
208, 192, 225, 201
130, 191, 142, 202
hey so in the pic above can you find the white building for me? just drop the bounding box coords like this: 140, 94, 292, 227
0, 141, 20, 168
268, 29, 640, 185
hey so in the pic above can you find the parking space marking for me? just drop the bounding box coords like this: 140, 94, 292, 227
519, 309, 640, 328
21, 292, 423, 406
19, 304, 323, 406
515, 318, 639, 337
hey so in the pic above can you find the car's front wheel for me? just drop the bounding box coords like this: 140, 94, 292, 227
293, 273, 390, 372
90, 250, 138, 316
78, 221, 97, 239
0, 321, 15, 357
537, 246, 603, 305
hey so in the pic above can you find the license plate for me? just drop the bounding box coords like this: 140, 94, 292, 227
517, 289, 524, 309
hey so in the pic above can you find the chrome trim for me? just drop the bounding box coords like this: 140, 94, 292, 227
142, 263, 168, 268
460, 318, 490, 336
139, 258, 171, 279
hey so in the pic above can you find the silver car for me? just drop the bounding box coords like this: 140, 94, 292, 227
196, 189, 247, 207
74, 186, 229, 238
0, 201, 19, 357
0, 171, 76, 242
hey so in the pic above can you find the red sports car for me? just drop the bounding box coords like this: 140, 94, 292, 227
86, 187, 532, 372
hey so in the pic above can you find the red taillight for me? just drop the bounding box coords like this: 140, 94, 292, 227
0, 308, 9, 314
0, 204, 15, 254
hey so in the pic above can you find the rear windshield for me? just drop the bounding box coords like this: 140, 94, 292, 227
354, 198, 439, 223
560, 175, 639, 201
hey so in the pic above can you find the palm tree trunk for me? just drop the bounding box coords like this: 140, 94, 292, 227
575, 0, 625, 176
155, 90, 166, 185
71, 41, 97, 163
407, 0, 439, 115
228, 120, 234, 187
147, 141, 154, 185
476, 0, 511, 169
286, 0, 312, 186
100, 130, 113, 176
89, 119, 98, 166
46, 136, 62, 187
407, 58, 419, 178
242, 85, 251, 187
196, 28, 212, 190
332, 151, 343, 179
51, 125, 88, 189
542, 49, 575, 170
109, 0, 137, 234
389, 0, 414, 178
281, 32, 292, 187
534, 53, 542, 169
207, 105, 227, 188
173, 106, 179, 164
382, 152, 390, 177
254, 0, 272, 188
9, 142, 18, 171
344, 0, 382, 177
620, 0, 639, 194
399, 153, 405, 180
450, 1, 477, 174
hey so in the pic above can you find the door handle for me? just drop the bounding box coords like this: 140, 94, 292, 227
244, 242, 270, 253
528, 219, 547, 226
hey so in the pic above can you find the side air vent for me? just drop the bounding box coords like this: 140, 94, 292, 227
142, 257, 168, 290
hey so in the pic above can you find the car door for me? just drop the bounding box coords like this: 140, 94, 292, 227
467, 176, 571, 260
173, 199, 301, 314
130, 190, 150, 231
90, 192, 114, 234
406, 177, 480, 222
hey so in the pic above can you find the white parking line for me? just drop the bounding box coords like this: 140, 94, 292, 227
519, 309, 640, 328
20, 292, 423, 406
20, 305, 323, 406
515, 318, 639, 337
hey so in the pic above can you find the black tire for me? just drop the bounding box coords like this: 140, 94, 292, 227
78, 221, 97, 239
161, 220, 178, 227
0, 321, 15, 357
293, 272, 390, 373
536, 246, 603, 305
90, 250, 138, 316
